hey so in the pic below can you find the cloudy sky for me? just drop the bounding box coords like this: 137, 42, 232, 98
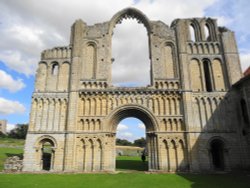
0, 0, 249, 138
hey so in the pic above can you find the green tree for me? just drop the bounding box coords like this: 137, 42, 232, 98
8, 124, 28, 139
133, 137, 146, 147
116, 138, 133, 146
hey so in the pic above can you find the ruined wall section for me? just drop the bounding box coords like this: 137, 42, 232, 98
150, 21, 179, 87
172, 18, 244, 171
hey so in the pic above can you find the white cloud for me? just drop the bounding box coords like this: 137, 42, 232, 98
0, 70, 25, 92
117, 123, 129, 131
117, 131, 134, 142
240, 52, 250, 72
6, 123, 16, 132
0, 97, 26, 115
138, 123, 145, 129
0, 50, 38, 76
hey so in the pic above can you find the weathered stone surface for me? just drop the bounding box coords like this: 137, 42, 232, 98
4, 156, 23, 172
22, 7, 249, 173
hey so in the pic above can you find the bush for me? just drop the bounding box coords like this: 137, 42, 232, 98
8, 124, 28, 139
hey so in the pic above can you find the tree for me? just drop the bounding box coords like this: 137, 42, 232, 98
116, 138, 133, 146
133, 137, 146, 147
8, 124, 28, 139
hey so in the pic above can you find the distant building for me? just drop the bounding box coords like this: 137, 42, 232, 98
0, 120, 7, 134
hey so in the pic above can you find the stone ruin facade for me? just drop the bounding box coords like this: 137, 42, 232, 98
23, 8, 250, 172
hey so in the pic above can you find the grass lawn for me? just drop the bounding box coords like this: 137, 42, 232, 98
116, 156, 148, 171
1, 173, 250, 188
0, 137, 25, 147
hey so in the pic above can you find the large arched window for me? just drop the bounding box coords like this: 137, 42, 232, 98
203, 59, 213, 92
189, 24, 196, 42
204, 24, 211, 41
51, 63, 59, 76
111, 9, 150, 87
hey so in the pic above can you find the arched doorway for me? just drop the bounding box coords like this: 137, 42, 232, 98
37, 138, 56, 171
210, 139, 225, 170
116, 117, 147, 171
107, 105, 159, 171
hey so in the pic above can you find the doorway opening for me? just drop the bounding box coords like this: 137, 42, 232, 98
210, 139, 225, 170
41, 140, 54, 171
116, 117, 148, 171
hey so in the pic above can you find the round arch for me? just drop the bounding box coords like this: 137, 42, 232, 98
35, 135, 57, 149
105, 104, 159, 132
108, 7, 152, 35
207, 136, 229, 171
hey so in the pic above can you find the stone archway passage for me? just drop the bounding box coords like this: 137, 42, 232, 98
107, 105, 159, 171
210, 139, 225, 170
39, 138, 55, 171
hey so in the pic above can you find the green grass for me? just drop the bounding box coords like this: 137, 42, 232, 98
0, 137, 25, 146
116, 156, 148, 171
1, 173, 250, 188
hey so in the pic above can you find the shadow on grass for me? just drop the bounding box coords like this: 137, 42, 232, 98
5, 153, 23, 159
177, 173, 250, 188
116, 156, 148, 171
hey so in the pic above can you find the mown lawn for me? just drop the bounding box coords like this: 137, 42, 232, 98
0, 137, 25, 146
116, 156, 148, 171
1, 173, 250, 188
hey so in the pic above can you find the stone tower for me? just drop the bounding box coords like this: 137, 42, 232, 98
23, 8, 250, 172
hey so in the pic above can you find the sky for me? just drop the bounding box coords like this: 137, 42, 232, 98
0, 0, 249, 140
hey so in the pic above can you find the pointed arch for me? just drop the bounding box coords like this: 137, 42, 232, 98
109, 7, 152, 35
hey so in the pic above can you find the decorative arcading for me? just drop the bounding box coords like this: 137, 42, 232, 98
154, 80, 179, 89
29, 97, 68, 132
192, 94, 228, 131
78, 93, 182, 117
41, 46, 71, 60
187, 42, 220, 54
81, 81, 108, 89
161, 118, 184, 131
75, 137, 103, 171
78, 118, 101, 131
159, 138, 187, 171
